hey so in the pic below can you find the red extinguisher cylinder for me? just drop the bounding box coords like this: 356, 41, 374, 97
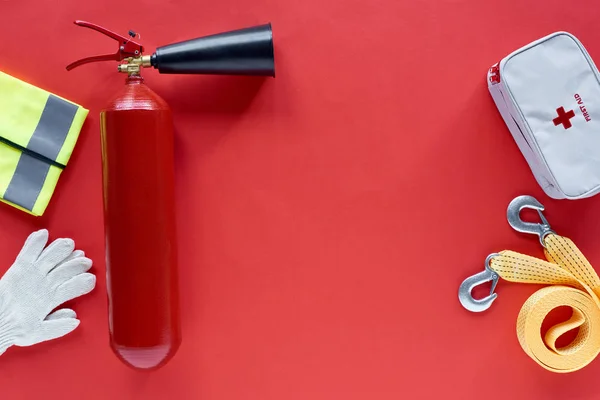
100, 75, 181, 370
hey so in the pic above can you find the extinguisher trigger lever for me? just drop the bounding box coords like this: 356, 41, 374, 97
66, 20, 144, 71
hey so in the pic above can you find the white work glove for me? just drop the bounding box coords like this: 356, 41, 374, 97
0, 229, 96, 355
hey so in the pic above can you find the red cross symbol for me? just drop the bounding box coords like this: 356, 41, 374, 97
553, 106, 575, 129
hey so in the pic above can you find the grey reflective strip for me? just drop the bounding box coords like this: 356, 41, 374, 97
3, 95, 78, 211
3, 154, 50, 211
27, 95, 78, 161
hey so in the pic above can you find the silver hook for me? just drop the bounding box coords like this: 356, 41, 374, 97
458, 254, 500, 312
506, 195, 555, 247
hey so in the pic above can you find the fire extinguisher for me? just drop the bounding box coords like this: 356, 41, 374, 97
67, 20, 275, 370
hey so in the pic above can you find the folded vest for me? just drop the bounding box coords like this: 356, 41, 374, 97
0, 71, 88, 216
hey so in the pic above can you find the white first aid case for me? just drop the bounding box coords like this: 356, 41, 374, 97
488, 32, 600, 199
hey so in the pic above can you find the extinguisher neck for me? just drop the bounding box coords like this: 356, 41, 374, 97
125, 74, 145, 85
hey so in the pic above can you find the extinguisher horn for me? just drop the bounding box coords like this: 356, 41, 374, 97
151, 24, 275, 77
66, 20, 144, 71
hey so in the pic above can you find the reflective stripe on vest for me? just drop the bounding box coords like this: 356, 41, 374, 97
3, 95, 78, 211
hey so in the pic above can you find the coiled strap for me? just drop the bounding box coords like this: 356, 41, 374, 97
492, 234, 600, 373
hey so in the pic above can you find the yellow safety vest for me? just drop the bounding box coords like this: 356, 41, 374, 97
0, 71, 88, 216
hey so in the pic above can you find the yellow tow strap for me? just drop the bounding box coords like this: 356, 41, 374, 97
492, 234, 600, 373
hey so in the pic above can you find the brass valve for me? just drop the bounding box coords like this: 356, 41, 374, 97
117, 55, 152, 74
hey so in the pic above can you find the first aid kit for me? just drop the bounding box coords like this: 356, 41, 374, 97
0, 71, 88, 216
488, 32, 600, 199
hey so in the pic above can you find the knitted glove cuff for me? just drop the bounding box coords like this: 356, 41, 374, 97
0, 293, 18, 354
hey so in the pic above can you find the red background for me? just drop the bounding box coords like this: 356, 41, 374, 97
1, 0, 600, 399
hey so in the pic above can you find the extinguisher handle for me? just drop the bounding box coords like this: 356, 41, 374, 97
66, 20, 144, 71
150, 24, 275, 77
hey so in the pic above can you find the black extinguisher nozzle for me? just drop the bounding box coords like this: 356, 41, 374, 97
152, 23, 275, 76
